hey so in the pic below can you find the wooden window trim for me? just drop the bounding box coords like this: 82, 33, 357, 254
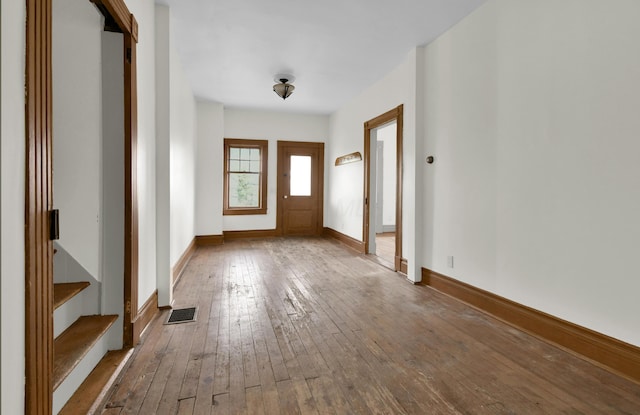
223, 138, 268, 215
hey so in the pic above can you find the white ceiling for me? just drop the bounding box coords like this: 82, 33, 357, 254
158, 0, 487, 115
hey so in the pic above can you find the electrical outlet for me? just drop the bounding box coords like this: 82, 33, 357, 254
447, 256, 454, 268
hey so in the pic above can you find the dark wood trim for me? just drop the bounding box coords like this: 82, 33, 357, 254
422, 267, 640, 384
335, 151, 362, 166
394, 106, 404, 268
195, 234, 225, 246
399, 258, 408, 274
363, 105, 404, 271
172, 237, 197, 287
223, 229, 279, 240
323, 227, 366, 253
90, 0, 132, 35
223, 138, 268, 215
132, 290, 158, 343
25, 0, 54, 411
122, 29, 138, 348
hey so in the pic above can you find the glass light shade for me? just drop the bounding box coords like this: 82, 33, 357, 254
273, 82, 295, 100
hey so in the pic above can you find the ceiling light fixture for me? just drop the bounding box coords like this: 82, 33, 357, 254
273, 74, 295, 100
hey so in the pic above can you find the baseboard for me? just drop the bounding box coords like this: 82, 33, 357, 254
398, 257, 408, 274
421, 267, 640, 384
132, 290, 158, 343
172, 237, 197, 286
381, 225, 396, 233
223, 229, 278, 240
323, 227, 365, 253
195, 234, 224, 246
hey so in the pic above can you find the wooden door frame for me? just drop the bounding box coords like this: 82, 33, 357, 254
363, 105, 406, 273
25, 0, 138, 412
276, 141, 325, 236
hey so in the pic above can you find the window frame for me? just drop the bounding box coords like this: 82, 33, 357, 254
223, 138, 269, 215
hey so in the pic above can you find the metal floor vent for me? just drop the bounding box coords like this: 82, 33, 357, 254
165, 307, 197, 325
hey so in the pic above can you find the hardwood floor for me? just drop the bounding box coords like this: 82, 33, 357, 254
102, 237, 640, 414
375, 232, 395, 265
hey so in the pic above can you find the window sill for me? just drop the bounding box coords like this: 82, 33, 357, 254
223, 208, 267, 216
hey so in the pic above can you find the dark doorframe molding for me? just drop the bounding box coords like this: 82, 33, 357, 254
363, 105, 405, 272
24, 0, 139, 412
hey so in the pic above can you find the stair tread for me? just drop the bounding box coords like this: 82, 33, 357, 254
54, 282, 91, 310
54, 315, 118, 391
59, 348, 133, 415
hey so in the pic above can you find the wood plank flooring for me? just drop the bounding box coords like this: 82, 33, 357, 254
102, 237, 640, 414
375, 233, 395, 265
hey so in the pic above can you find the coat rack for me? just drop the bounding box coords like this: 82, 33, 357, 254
335, 151, 362, 166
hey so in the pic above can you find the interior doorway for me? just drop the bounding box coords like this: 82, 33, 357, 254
24, 0, 139, 411
277, 141, 325, 236
363, 105, 405, 272
372, 122, 397, 266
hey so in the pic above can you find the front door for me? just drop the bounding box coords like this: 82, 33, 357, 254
277, 141, 324, 235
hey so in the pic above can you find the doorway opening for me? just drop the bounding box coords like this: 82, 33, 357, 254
372, 122, 397, 266
363, 105, 405, 272
24, 0, 139, 411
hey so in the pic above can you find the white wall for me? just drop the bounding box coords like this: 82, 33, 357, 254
156, 4, 197, 306
169, 19, 197, 266
155, 5, 171, 305
196, 100, 225, 236
222, 109, 329, 231
1, 1, 26, 412
52, 0, 103, 280
421, 0, 640, 346
101, 31, 125, 331
128, 0, 158, 306
327, 50, 423, 281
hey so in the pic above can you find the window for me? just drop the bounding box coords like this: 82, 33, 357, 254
223, 138, 268, 215
289, 155, 312, 196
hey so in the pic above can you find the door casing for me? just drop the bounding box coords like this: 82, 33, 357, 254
24, 1, 139, 412
363, 105, 405, 272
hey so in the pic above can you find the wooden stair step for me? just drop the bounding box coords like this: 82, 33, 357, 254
54, 282, 91, 310
59, 348, 133, 415
54, 315, 118, 391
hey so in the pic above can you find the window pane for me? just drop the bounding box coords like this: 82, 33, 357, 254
229, 160, 240, 171
290, 155, 311, 196
230, 147, 240, 159
240, 160, 250, 172
228, 173, 260, 207
250, 148, 260, 161
240, 148, 250, 160
250, 160, 260, 173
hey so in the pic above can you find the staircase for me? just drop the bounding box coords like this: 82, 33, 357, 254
52, 244, 131, 414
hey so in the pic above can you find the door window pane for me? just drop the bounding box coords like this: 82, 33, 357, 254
290, 155, 311, 196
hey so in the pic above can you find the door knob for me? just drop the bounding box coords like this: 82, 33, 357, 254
284, 195, 288, 199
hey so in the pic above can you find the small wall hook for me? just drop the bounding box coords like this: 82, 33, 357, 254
426, 156, 435, 164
